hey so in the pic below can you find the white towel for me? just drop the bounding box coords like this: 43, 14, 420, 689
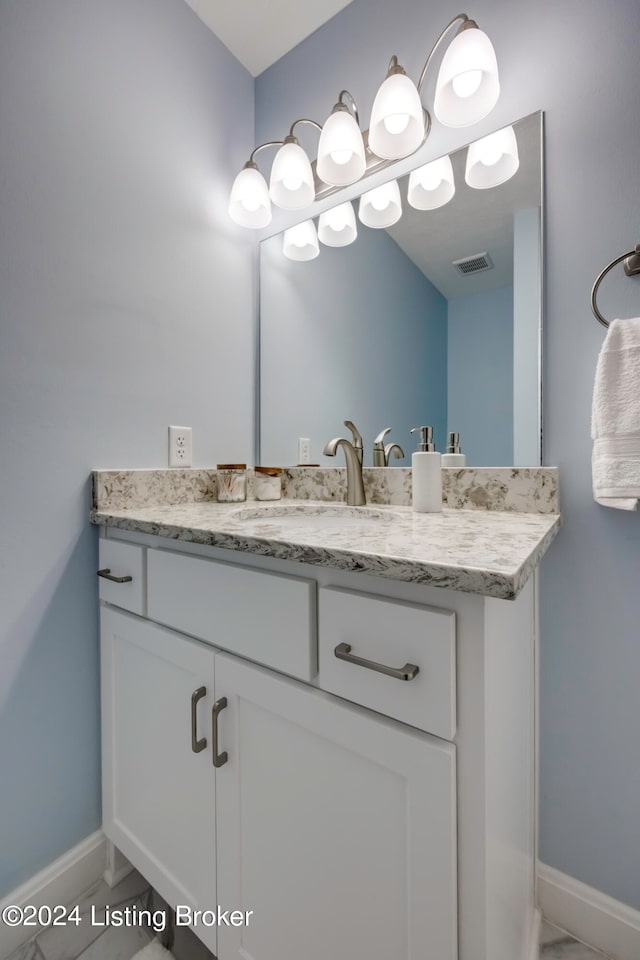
591, 318, 640, 509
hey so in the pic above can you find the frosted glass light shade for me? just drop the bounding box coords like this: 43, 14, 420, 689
407, 155, 455, 210
283, 220, 320, 261
434, 26, 500, 128
368, 73, 426, 160
228, 166, 271, 228
465, 125, 519, 189
358, 180, 402, 228
317, 110, 366, 186
270, 141, 315, 210
318, 202, 357, 247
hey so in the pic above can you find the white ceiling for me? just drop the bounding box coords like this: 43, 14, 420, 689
182, 0, 355, 76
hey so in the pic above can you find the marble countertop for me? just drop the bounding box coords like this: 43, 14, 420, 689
91, 499, 561, 600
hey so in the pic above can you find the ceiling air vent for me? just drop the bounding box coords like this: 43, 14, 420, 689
453, 251, 494, 276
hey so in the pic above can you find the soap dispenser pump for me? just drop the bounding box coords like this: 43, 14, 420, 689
442, 431, 467, 468
411, 426, 442, 513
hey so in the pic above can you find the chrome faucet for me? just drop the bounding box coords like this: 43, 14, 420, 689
323, 420, 366, 506
373, 428, 405, 466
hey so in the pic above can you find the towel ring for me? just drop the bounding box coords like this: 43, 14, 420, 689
591, 243, 640, 328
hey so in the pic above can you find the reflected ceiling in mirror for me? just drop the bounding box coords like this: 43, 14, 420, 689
259, 111, 542, 469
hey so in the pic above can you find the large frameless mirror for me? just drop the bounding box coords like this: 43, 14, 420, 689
258, 111, 542, 468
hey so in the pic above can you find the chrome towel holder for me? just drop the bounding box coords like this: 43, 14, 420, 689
591, 243, 640, 328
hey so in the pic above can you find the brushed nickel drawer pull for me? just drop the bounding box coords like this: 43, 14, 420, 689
97, 568, 133, 584
334, 642, 420, 681
212, 697, 228, 767
191, 687, 207, 754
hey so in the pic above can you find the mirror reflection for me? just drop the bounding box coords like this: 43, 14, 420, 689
259, 112, 542, 468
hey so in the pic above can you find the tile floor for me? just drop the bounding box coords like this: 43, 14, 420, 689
4, 871, 151, 960
6, 888, 609, 960
1, 871, 208, 960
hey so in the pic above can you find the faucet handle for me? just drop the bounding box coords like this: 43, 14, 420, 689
344, 420, 364, 465
373, 427, 392, 449
344, 420, 363, 449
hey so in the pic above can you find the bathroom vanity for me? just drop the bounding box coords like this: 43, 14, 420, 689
90, 100, 549, 960
92, 467, 559, 960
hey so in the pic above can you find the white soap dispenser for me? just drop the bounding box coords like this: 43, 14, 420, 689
410, 426, 442, 513
441, 431, 467, 468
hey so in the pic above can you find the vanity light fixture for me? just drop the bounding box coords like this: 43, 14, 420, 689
465, 124, 519, 189
433, 20, 500, 127
358, 180, 402, 229
269, 120, 320, 210
228, 12, 500, 227
368, 57, 428, 160
318, 201, 358, 247
282, 219, 320, 261
317, 91, 366, 186
368, 16, 500, 158
228, 141, 282, 228
407, 154, 456, 210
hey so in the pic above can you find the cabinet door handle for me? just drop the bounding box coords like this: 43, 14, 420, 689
334, 642, 420, 682
191, 687, 207, 753
97, 568, 133, 584
212, 697, 228, 768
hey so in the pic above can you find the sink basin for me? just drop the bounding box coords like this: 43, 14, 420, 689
230, 503, 402, 531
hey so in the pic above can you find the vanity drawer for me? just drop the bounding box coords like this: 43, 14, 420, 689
318, 586, 456, 740
98, 539, 145, 616
147, 549, 317, 681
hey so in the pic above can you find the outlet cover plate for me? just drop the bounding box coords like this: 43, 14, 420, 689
298, 437, 311, 464
168, 425, 192, 467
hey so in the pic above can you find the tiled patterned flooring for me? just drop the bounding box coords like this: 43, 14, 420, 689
4, 872, 153, 960
6, 895, 608, 960
3, 872, 216, 960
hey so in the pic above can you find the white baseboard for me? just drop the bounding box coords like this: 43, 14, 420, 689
538, 862, 640, 960
0, 830, 106, 958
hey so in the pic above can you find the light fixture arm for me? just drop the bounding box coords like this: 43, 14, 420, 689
417, 12, 472, 94
337, 90, 360, 126
288, 118, 323, 139
248, 140, 284, 166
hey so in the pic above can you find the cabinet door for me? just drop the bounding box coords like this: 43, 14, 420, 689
101, 607, 217, 951
214, 652, 457, 960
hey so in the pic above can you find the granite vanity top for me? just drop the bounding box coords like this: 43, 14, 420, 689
91, 497, 560, 601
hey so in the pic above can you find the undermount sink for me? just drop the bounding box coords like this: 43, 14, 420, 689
230, 503, 402, 529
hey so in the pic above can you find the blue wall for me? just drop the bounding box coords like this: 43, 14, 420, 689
0, 0, 254, 897
256, 0, 640, 911
260, 224, 447, 465
447, 286, 513, 466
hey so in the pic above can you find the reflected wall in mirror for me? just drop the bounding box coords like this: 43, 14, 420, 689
259, 112, 542, 468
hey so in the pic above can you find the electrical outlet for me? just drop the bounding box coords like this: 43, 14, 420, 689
298, 437, 311, 464
168, 426, 192, 467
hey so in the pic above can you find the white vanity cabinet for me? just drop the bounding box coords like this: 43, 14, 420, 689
100, 606, 218, 952
98, 530, 537, 960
